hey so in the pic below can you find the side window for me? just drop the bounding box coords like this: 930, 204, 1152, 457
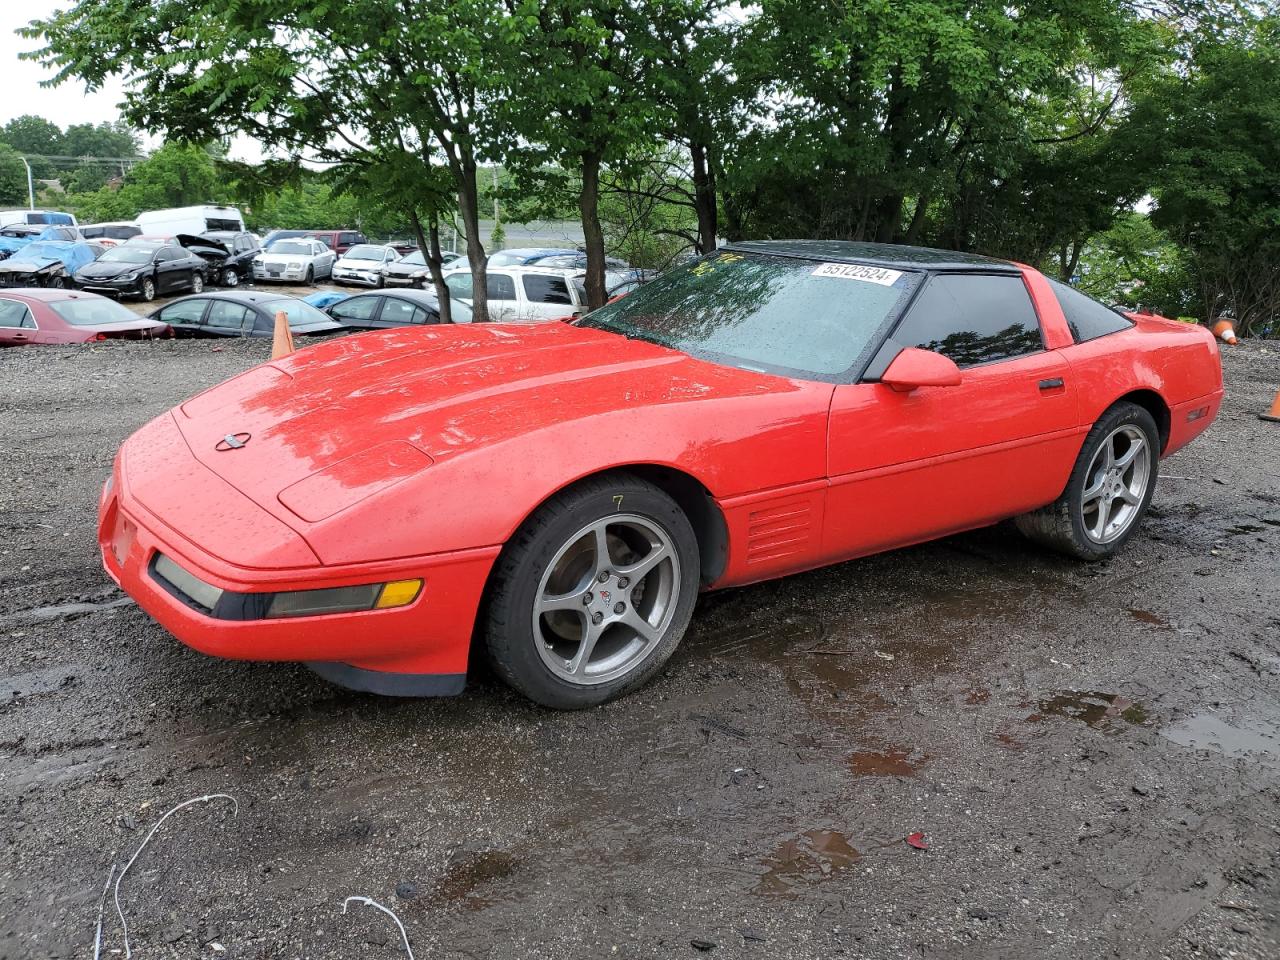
1046, 278, 1134, 343
488, 273, 516, 300
0, 300, 33, 328
445, 273, 474, 299
893, 274, 1043, 368
379, 298, 427, 325
206, 301, 253, 332
522, 274, 573, 305
156, 247, 179, 262
159, 300, 209, 325
331, 296, 380, 322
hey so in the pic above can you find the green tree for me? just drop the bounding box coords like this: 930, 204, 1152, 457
1127, 13, 1280, 334
61, 121, 139, 161
0, 143, 30, 206
2, 115, 62, 178
25, 0, 518, 322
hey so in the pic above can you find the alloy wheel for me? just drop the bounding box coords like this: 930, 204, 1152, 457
1080, 425, 1151, 544
532, 514, 680, 686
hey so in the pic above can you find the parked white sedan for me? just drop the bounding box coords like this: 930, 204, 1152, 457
331, 243, 401, 287
442, 265, 587, 322
252, 238, 336, 284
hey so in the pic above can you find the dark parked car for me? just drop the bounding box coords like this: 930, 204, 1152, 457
74, 240, 207, 301
325, 288, 473, 329
305, 229, 367, 256
148, 291, 345, 338
382, 248, 463, 288
179, 231, 262, 287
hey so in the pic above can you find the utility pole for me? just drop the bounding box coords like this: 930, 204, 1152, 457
19, 157, 34, 210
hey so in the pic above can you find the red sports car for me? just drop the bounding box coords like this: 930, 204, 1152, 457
99, 242, 1223, 708
0, 289, 169, 346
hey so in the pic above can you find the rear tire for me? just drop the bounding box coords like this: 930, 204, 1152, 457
1015, 401, 1160, 560
191, 272, 204, 294
222, 268, 239, 287
485, 473, 700, 709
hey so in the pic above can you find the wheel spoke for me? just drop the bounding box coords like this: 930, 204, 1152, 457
1102, 439, 1116, 470
617, 543, 670, 582
591, 522, 612, 578
568, 622, 602, 676
1114, 435, 1145, 472
1089, 496, 1112, 539
538, 588, 590, 614
622, 609, 661, 643
1118, 486, 1141, 506
1082, 471, 1107, 505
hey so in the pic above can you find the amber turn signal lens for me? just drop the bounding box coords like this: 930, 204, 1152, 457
375, 579, 423, 609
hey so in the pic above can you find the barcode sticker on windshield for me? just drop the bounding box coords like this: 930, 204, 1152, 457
812, 263, 903, 286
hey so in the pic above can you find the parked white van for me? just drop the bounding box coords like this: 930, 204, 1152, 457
0, 209, 79, 229
134, 205, 245, 237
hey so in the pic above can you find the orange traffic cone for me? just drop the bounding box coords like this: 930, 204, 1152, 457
1211, 318, 1238, 345
1261, 387, 1280, 423
271, 310, 295, 359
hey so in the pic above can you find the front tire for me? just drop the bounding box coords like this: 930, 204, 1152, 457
1015, 401, 1160, 560
222, 267, 239, 287
485, 474, 700, 709
191, 272, 204, 294
139, 277, 156, 302
304, 266, 314, 285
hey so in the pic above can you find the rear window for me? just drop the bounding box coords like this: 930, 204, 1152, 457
1047, 278, 1134, 343
48, 297, 142, 327
522, 274, 573, 305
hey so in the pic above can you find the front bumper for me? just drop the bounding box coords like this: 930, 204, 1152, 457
253, 264, 312, 282
98, 449, 499, 695
332, 268, 383, 287
383, 275, 426, 288
77, 276, 141, 296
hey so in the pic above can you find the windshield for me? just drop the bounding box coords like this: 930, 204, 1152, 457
400, 250, 426, 266
100, 246, 154, 264
343, 244, 384, 261
575, 250, 920, 381
267, 241, 312, 255
49, 297, 141, 326
262, 298, 334, 327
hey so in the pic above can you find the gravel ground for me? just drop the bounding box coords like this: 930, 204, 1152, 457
0, 333, 1277, 960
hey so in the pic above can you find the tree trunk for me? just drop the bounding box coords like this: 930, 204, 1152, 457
690, 142, 718, 254
408, 210, 451, 325
579, 150, 607, 311
457, 154, 489, 322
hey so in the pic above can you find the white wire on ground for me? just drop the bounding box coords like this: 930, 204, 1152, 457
112, 793, 238, 959
92, 861, 116, 960
342, 896, 415, 960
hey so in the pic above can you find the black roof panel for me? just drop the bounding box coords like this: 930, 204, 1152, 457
723, 240, 1017, 272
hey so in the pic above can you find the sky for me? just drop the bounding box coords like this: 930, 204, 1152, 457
0, 1, 261, 161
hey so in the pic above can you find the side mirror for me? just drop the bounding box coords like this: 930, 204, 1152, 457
880, 347, 962, 393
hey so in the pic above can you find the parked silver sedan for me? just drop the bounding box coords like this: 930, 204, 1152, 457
252, 238, 336, 284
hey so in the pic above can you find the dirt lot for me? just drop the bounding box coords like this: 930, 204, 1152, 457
1, 333, 1278, 960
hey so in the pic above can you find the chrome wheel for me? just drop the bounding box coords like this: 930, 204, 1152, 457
532, 514, 680, 686
1080, 425, 1151, 544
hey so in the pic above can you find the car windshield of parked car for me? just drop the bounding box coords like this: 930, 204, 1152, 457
268, 241, 313, 255
575, 251, 921, 381
262, 298, 333, 327
400, 250, 426, 266
49, 297, 143, 326
98, 246, 154, 264
343, 244, 385, 261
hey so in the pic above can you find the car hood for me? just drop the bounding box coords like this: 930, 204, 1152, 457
384, 262, 425, 275
77, 260, 144, 279
177, 234, 229, 261
169, 321, 801, 522
257, 252, 314, 265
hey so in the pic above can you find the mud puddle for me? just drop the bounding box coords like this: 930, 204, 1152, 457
756, 829, 861, 897
1161, 711, 1280, 764
1026, 690, 1149, 729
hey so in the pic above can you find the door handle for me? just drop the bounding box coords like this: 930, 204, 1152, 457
1038, 377, 1065, 390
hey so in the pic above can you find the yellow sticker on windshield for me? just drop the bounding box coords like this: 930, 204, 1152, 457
812, 262, 903, 286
